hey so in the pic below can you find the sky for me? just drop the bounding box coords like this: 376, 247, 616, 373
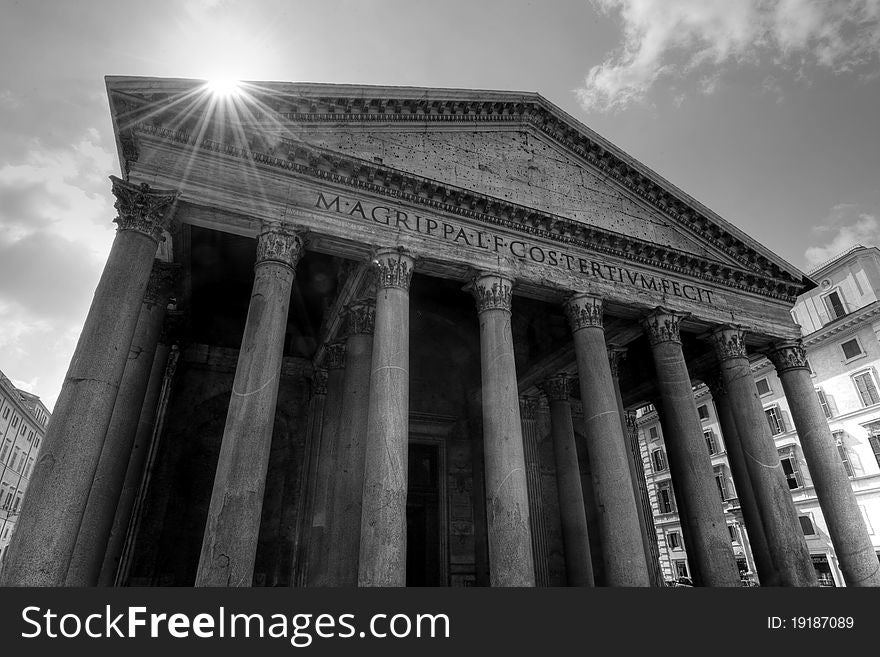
1, 0, 879, 410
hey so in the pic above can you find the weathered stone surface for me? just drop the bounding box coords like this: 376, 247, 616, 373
66, 261, 176, 586
645, 309, 740, 587
0, 181, 174, 586
195, 226, 301, 586
711, 327, 816, 586
473, 273, 535, 587
567, 294, 649, 586
358, 249, 414, 587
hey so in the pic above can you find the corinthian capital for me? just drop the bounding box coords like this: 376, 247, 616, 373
345, 298, 376, 336
538, 373, 574, 402
143, 260, 179, 307
564, 294, 603, 332
472, 273, 513, 313
767, 339, 810, 374
519, 396, 538, 420
373, 247, 415, 290
710, 325, 748, 362
256, 223, 305, 269
110, 176, 178, 243
325, 341, 347, 370
607, 346, 628, 378
642, 308, 688, 346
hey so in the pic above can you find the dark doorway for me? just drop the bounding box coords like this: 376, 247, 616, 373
406, 442, 442, 586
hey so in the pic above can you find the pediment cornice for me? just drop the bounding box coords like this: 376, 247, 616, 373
106, 77, 812, 297
133, 121, 801, 302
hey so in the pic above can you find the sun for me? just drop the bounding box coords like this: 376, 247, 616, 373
204, 78, 242, 97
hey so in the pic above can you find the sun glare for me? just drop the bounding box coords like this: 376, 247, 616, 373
205, 78, 242, 97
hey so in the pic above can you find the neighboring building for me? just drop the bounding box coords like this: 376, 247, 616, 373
0, 369, 50, 572
638, 245, 880, 586
5, 76, 874, 588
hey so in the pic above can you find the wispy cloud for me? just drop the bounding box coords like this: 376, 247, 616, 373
804, 204, 880, 268
578, 0, 880, 111
0, 129, 117, 408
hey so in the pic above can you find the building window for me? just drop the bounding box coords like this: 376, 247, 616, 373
824, 290, 847, 320
765, 406, 786, 434
648, 426, 659, 441
24, 457, 33, 477
834, 432, 854, 477
2, 407, 8, 419
853, 370, 880, 407
841, 337, 864, 361
11, 416, 18, 428
651, 448, 667, 472
755, 378, 771, 396
714, 467, 729, 501
697, 404, 709, 421
674, 560, 689, 579
27, 430, 34, 441
667, 531, 682, 549
816, 389, 833, 419
657, 483, 676, 514
19, 423, 26, 435
727, 525, 738, 542
869, 435, 880, 469
0, 441, 10, 463
704, 430, 718, 455
12, 495, 21, 513
780, 454, 802, 490
799, 515, 816, 535
34, 437, 40, 449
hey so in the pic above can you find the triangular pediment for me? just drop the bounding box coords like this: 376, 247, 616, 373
105, 77, 814, 299
293, 126, 733, 265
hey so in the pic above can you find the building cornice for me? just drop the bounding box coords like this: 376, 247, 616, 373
107, 77, 812, 298
132, 121, 803, 303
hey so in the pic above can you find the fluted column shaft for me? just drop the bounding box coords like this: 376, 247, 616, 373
712, 327, 816, 586
0, 177, 177, 586
327, 298, 375, 586
307, 342, 347, 586
195, 224, 303, 586
473, 274, 535, 587
566, 294, 649, 586
358, 249, 414, 587
540, 375, 593, 586
769, 340, 880, 587
66, 261, 177, 586
643, 309, 740, 587
707, 376, 776, 586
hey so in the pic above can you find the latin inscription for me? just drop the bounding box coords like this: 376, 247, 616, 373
315, 193, 716, 305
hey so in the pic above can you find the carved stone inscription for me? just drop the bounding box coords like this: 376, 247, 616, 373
315, 192, 717, 306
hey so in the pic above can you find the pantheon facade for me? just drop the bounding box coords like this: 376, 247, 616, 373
2, 77, 878, 587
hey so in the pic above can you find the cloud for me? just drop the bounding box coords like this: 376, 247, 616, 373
578, 0, 880, 111
0, 129, 118, 409
804, 208, 880, 268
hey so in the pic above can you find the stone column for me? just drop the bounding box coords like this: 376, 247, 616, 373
538, 374, 593, 586
358, 248, 414, 587
195, 223, 304, 587
326, 298, 375, 586
712, 327, 816, 586
608, 347, 660, 586
566, 294, 649, 586
472, 273, 535, 587
642, 308, 740, 587
98, 312, 179, 587
768, 340, 880, 586
520, 396, 550, 586
292, 369, 328, 586
307, 342, 347, 586
66, 260, 177, 586
0, 177, 177, 586
705, 374, 777, 587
